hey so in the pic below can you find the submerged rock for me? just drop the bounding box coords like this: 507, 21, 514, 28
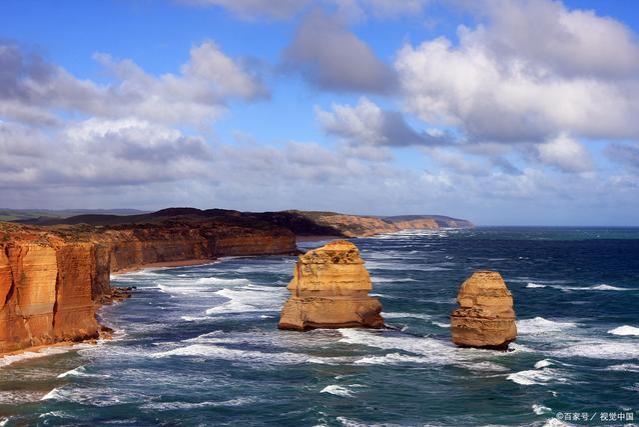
450, 271, 517, 350
278, 240, 384, 330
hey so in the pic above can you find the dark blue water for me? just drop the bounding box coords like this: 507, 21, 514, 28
1, 227, 638, 426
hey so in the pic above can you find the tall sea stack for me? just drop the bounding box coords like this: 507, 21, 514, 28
278, 240, 384, 330
450, 271, 517, 350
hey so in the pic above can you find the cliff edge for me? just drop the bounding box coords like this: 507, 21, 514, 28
0, 212, 298, 354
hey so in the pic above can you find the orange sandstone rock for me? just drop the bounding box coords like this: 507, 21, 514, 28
0, 242, 103, 354
278, 240, 383, 330
450, 271, 517, 350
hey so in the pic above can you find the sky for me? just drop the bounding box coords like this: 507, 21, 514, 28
1, 0, 638, 225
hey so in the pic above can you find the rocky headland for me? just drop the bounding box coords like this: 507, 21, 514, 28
0, 209, 297, 354
287, 211, 473, 237
279, 240, 384, 330
0, 207, 471, 355
450, 271, 517, 350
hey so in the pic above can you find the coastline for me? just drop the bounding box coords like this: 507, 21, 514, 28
0, 228, 462, 360
0, 341, 95, 368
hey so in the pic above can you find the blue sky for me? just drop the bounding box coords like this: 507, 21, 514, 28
1, 0, 638, 225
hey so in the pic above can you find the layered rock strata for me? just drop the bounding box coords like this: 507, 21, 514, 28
278, 240, 383, 330
450, 271, 517, 350
0, 239, 106, 353
0, 213, 298, 354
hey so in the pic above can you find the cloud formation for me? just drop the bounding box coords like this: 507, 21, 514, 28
282, 10, 395, 93
394, 0, 639, 144
316, 97, 451, 146
0, 40, 266, 128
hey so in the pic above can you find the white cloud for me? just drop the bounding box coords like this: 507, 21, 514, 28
536, 134, 593, 173
316, 97, 452, 146
470, 0, 639, 79
394, 0, 639, 143
0, 40, 266, 128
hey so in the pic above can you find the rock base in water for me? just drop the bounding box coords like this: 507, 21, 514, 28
278, 240, 383, 331
450, 271, 517, 350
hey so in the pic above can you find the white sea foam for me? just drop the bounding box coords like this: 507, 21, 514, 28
42, 386, 147, 406
532, 404, 552, 415
517, 317, 578, 334
180, 316, 210, 322
432, 321, 450, 328
550, 340, 639, 360
606, 363, 639, 372
554, 284, 630, 292
205, 286, 285, 315
0, 345, 81, 368
339, 329, 454, 364
354, 353, 427, 365
623, 383, 639, 392
320, 385, 354, 397
382, 312, 432, 320
41, 387, 64, 401
507, 369, 566, 386
590, 284, 628, 291
526, 282, 547, 288
195, 277, 251, 286
607, 325, 639, 336
57, 365, 110, 379
152, 343, 311, 365
141, 397, 258, 410
340, 328, 520, 372
156, 284, 209, 296
534, 359, 554, 369
38, 411, 73, 420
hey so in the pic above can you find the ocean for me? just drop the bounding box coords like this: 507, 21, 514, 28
0, 227, 638, 426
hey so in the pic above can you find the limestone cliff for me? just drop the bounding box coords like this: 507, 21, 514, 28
0, 234, 107, 353
290, 211, 472, 237
0, 212, 298, 354
450, 271, 517, 350
278, 240, 383, 330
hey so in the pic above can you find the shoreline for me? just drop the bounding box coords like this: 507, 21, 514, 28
0, 340, 95, 367
0, 229, 449, 360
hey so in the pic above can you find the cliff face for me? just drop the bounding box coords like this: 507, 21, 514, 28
0, 213, 298, 354
103, 227, 295, 273
450, 271, 517, 350
279, 240, 384, 330
0, 237, 106, 354
292, 212, 470, 237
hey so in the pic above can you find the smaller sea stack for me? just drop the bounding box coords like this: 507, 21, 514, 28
278, 240, 383, 330
450, 271, 517, 350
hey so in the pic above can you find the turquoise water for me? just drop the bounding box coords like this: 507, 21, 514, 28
0, 227, 638, 426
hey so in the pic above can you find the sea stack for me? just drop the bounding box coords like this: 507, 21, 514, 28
278, 240, 384, 330
450, 271, 517, 350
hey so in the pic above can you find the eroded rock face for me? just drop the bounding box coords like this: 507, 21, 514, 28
450, 271, 517, 350
278, 240, 383, 330
0, 242, 103, 353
